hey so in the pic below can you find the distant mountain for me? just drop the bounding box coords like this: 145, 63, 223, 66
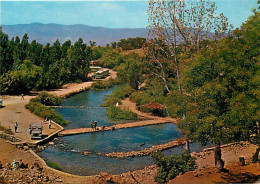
2, 23, 148, 46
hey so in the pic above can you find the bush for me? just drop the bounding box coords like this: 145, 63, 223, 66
151, 151, 196, 183
25, 101, 67, 127
106, 106, 137, 121
46, 161, 62, 171
101, 85, 135, 107
100, 97, 120, 107
91, 78, 119, 90
31, 92, 62, 106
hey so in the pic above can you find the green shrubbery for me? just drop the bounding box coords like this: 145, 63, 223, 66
91, 78, 119, 90
102, 85, 135, 107
151, 151, 196, 183
101, 85, 137, 120
26, 93, 67, 126
30, 92, 62, 106
46, 161, 62, 171
106, 106, 137, 121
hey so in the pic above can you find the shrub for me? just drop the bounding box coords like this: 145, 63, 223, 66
151, 151, 196, 183
100, 97, 120, 107
91, 78, 119, 90
25, 101, 67, 126
106, 106, 137, 121
101, 85, 135, 107
46, 161, 62, 171
31, 92, 62, 106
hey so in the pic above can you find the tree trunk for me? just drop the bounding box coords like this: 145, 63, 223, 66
214, 142, 224, 171
185, 140, 190, 152
252, 146, 260, 163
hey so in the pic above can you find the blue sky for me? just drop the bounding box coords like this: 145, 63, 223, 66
0, 0, 258, 28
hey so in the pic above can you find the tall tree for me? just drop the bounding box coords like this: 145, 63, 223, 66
181, 8, 259, 169
146, 0, 233, 151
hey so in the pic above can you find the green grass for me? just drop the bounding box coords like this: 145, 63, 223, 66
91, 78, 119, 90
106, 106, 137, 121
46, 161, 62, 171
25, 101, 67, 127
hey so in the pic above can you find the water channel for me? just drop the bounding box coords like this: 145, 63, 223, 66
38, 86, 208, 175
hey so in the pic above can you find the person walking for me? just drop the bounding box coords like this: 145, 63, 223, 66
14, 122, 18, 133
49, 119, 51, 129
21, 94, 24, 100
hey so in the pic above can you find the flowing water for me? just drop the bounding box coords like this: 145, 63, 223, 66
38, 86, 209, 175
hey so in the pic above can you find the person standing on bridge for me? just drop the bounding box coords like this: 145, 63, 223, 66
90, 120, 94, 129
93, 121, 97, 130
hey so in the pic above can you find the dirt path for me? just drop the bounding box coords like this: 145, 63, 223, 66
120, 98, 177, 122
50, 69, 116, 98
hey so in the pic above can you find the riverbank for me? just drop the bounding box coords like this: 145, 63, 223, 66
0, 69, 116, 144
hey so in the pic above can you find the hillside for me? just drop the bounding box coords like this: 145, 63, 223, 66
2, 23, 148, 46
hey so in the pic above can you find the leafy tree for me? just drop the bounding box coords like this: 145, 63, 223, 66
181, 11, 259, 169
146, 0, 233, 151
151, 151, 196, 183
0, 29, 14, 74
26, 40, 42, 65
0, 60, 42, 94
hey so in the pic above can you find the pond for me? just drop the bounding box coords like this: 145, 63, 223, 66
38, 86, 208, 175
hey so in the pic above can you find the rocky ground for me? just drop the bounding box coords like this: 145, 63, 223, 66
1, 138, 259, 184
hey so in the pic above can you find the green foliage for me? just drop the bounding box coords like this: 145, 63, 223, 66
130, 91, 153, 106
151, 151, 196, 183
0, 31, 96, 94
0, 60, 42, 94
46, 161, 62, 171
31, 92, 62, 106
180, 9, 260, 146
116, 37, 146, 50
98, 50, 121, 69
115, 52, 145, 89
102, 85, 136, 107
91, 78, 119, 90
25, 101, 67, 127
106, 106, 137, 121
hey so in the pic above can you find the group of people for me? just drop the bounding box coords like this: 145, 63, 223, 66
90, 120, 97, 130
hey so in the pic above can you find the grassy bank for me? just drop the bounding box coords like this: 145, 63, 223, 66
101, 85, 137, 120
25, 92, 67, 127
91, 78, 119, 90
46, 161, 62, 171
106, 106, 137, 121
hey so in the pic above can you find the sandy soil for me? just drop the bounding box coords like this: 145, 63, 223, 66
0, 95, 60, 143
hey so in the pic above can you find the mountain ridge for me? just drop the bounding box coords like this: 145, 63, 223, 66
2, 23, 148, 46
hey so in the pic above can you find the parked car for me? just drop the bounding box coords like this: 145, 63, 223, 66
30, 123, 42, 139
